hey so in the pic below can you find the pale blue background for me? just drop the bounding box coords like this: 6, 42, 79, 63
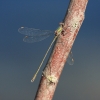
0, 0, 100, 100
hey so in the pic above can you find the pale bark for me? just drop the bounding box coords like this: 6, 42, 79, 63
34, 0, 88, 100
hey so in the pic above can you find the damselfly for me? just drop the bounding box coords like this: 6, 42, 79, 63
18, 25, 74, 82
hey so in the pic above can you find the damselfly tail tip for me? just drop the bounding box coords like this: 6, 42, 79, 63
31, 79, 34, 82
31, 74, 37, 82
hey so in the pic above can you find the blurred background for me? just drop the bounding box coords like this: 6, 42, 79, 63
0, 0, 100, 100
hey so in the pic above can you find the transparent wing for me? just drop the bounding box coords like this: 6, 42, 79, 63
18, 27, 53, 43
23, 34, 51, 43
67, 51, 74, 65
18, 27, 53, 36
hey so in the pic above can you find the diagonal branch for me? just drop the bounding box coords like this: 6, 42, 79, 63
34, 0, 88, 100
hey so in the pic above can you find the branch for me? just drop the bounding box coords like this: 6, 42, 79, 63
34, 0, 88, 100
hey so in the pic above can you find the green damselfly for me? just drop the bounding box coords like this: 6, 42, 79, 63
18, 25, 74, 82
